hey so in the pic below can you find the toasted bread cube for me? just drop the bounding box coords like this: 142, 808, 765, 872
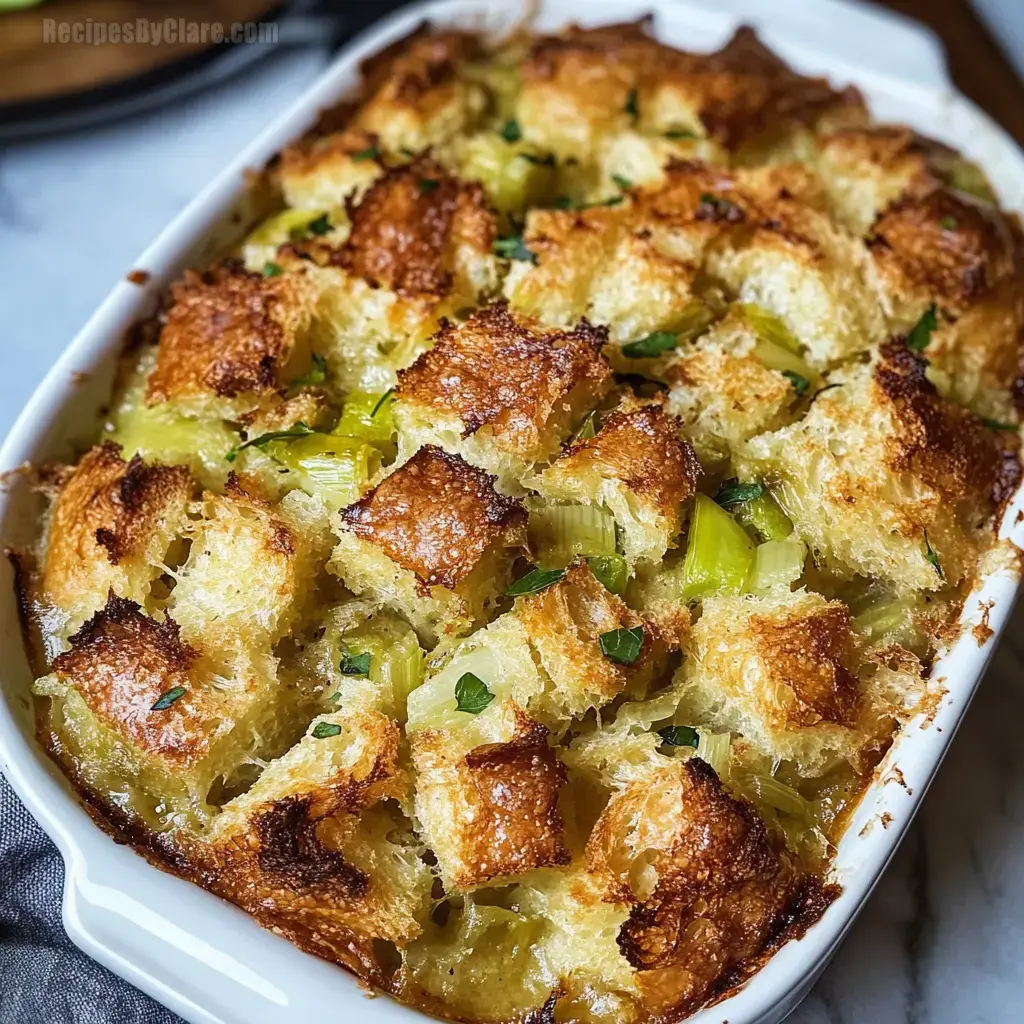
868, 188, 1018, 328
331, 447, 527, 645
596, 129, 728, 193
738, 342, 1020, 591
585, 757, 798, 1019
662, 310, 798, 465
145, 261, 319, 416
39, 596, 295, 832
503, 163, 733, 343
395, 303, 612, 488
514, 562, 672, 720
350, 31, 487, 154
276, 127, 385, 211
170, 480, 332, 670
412, 705, 569, 890
533, 401, 701, 566
706, 164, 886, 366
516, 24, 862, 165
813, 126, 948, 235
676, 589, 911, 775
38, 443, 193, 653
193, 708, 432, 979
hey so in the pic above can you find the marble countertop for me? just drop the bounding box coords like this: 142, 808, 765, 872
2, 42, 1023, 1024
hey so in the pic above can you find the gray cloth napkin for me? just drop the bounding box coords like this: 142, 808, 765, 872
0, 774, 181, 1024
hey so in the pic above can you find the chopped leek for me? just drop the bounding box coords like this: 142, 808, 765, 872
338, 618, 424, 719
225, 423, 315, 462
753, 337, 816, 380
290, 353, 326, 389
245, 208, 330, 250
680, 494, 756, 601
748, 539, 806, 591
461, 132, 556, 215
739, 771, 812, 819
529, 504, 616, 567
742, 304, 802, 354
734, 494, 794, 542
695, 731, 731, 778
853, 597, 921, 650
333, 389, 397, 446
587, 554, 628, 595
620, 301, 714, 358
267, 434, 381, 508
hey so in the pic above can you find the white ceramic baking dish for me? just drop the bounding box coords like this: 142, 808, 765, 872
2, 1, 1023, 1022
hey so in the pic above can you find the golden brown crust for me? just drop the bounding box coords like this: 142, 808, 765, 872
750, 602, 859, 728
146, 260, 315, 404
40, 443, 192, 615
551, 401, 701, 522
521, 22, 863, 150
869, 190, 1017, 314
339, 446, 526, 589
588, 758, 797, 1017
876, 340, 1020, 512
397, 303, 611, 453
413, 713, 570, 889
336, 157, 496, 299
52, 595, 211, 765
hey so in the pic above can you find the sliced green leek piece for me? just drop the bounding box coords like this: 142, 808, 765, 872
268, 434, 381, 508
529, 504, 616, 567
587, 554, 629, 595
742, 304, 801, 354
747, 539, 806, 591
680, 494, 756, 601
333, 389, 397, 447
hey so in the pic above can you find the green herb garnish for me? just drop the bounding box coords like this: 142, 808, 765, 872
454, 672, 494, 714
981, 418, 1018, 431
352, 143, 380, 161
371, 387, 395, 418
418, 178, 440, 193
906, 304, 938, 352
552, 196, 573, 210
500, 119, 522, 143
151, 687, 186, 711
665, 127, 700, 140
340, 651, 371, 676
573, 411, 598, 442
621, 331, 678, 359
924, 531, 943, 579
506, 566, 566, 597
714, 479, 764, 509
263, 261, 283, 277
307, 213, 331, 236
782, 369, 811, 396
658, 724, 699, 747
624, 87, 638, 118
940, 216, 957, 231
493, 235, 538, 264
312, 721, 342, 739
225, 422, 316, 463
612, 174, 633, 191
599, 625, 644, 665
292, 353, 326, 389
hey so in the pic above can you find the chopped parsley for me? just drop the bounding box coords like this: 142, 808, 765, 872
906, 304, 938, 352
714, 479, 764, 509
307, 213, 331, 236
658, 724, 699, 747
151, 687, 186, 711
291, 353, 326, 389
262, 261, 283, 277
454, 672, 494, 714
493, 234, 538, 264
351, 143, 380, 161
225, 422, 315, 463
312, 721, 342, 739
340, 651, 371, 676
500, 119, 522, 143
782, 369, 811, 396
552, 195, 574, 210
940, 216, 958, 231
612, 174, 633, 191
599, 625, 644, 665
418, 178, 440, 193
664, 127, 700, 140
981, 418, 1018, 432
519, 152, 556, 167
809, 382, 843, 404
506, 566, 566, 597
371, 387, 395, 418
624, 87, 638, 119
924, 531, 944, 579
621, 331, 678, 359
